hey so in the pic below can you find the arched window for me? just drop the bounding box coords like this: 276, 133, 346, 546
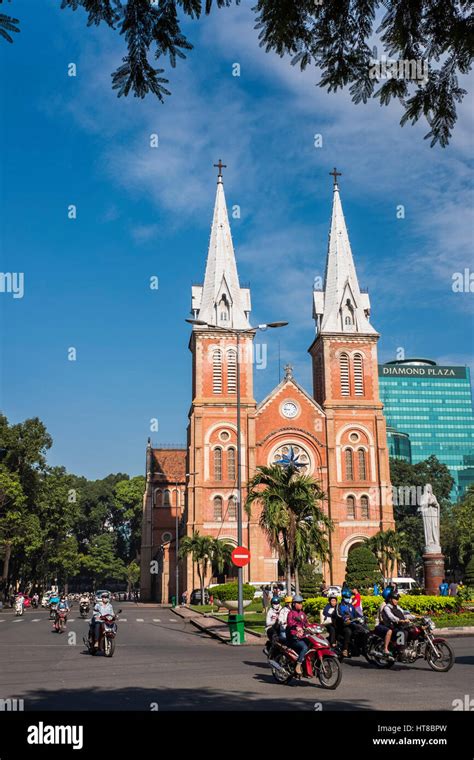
345, 448, 354, 481
340, 353, 350, 396
361, 495, 369, 519
228, 496, 237, 521
213, 496, 223, 521
212, 349, 222, 394
218, 294, 230, 324
227, 447, 236, 480
227, 348, 237, 393
153, 489, 162, 507
353, 353, 364, 396
163, 489, 171, 506
345, 315, 352, 325
358, 449, 367, 480
314, 355, 323, 402
346, 495, 355, 519
214, 447, 222, 481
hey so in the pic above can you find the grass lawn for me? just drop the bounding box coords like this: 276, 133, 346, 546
189, 600, 264, 615
431, 612, 474, 628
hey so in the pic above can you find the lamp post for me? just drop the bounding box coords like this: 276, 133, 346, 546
175, 471, 199, 606
186, 318, 288, 619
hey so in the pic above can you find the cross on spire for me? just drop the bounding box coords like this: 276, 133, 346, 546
214, 159, 227, 179
329, 167, 342, 187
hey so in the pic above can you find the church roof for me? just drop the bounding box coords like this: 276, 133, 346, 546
151, 449, 187, 482
314, 178, 377, 336
192, 173, 250, 330
256, 366, 325, 417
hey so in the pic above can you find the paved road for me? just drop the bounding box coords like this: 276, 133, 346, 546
0, 604, 472, 711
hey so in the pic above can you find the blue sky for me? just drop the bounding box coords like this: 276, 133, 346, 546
1, 0, 473, 479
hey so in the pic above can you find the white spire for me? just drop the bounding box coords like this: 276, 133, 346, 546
313, 177, 376, 335
191, 169, 251, 329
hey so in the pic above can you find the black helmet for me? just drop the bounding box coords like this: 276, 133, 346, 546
390, 592, 400, 601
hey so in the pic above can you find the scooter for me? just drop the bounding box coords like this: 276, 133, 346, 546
14, 599, 24, 616
54, 609, 68, 633
84, 609, 122, 658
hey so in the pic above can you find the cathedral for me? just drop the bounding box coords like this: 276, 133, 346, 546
140, 168, 395, 602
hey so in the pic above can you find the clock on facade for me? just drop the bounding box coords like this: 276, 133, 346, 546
281, 401, 298, 418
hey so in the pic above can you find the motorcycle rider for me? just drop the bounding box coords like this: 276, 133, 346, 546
55, 594, 70, 629
79, 592, 90, 613
321, 595, 338, 646
90, 593, 115, 648
15, 593, 24, 615
379, 592, 414, 655
286, 595, 310, 675
336, 588, 366, 657
278, 595, 293, 644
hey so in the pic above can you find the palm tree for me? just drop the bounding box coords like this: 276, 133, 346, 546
246, 464, 332, 593
178, 531, 213, 605
365, 530, 403, 581
209, 538, 234, 579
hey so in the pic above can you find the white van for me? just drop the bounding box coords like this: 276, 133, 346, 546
388, 577, 419, 595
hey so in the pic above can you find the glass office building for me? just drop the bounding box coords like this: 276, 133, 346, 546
386, 426, 412, 463
379, 359, 474, 499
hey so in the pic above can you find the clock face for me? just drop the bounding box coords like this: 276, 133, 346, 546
281, 401, 298, 419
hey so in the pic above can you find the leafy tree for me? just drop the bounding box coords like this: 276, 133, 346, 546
81, 533, 126, 587
452, 484, 474, 565
298, 563, 323, 599
364, 529, 403, 580
48, 536, 83, 593
39, 1, 473, 146
390, 455, 455, 573
345, 546, 381, 589
126, 559, 140, 594
0, 414, 53, 505
246, 464, 332, 592
113, 476, 145, 563
0, 466, 37, 582
0, 0, 19, 43
179, 531, 213, 605
209, 537, 234, 577
464, 555, 474, 586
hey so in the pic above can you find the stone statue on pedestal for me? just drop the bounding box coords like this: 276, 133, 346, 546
418, 484, 441, 555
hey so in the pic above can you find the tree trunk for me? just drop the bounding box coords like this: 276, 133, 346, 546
286, 564, 292, 596
295, 568, 300, 595
1, 543, 11, 582
198, 565, 204, 606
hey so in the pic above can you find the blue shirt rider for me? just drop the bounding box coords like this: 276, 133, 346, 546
336, 589, 364, 657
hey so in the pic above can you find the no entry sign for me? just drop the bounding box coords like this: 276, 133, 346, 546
231, 546, 251, 567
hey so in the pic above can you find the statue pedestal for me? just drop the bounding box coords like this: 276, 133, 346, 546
423, 553, 445, 596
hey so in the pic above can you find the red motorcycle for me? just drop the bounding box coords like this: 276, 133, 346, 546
368, 616, 454, 672
54, 609, 68, 633
266, 625, 342, 689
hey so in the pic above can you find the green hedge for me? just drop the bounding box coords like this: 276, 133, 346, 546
209, 583, 255, 601
303, 595, 461, 619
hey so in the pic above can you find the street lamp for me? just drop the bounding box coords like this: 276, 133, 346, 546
174, 471, 199, 606
186, 317, 288, 620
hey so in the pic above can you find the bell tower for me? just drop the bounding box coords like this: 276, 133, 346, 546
185, 164, 257, 591
308, 170, 394, 583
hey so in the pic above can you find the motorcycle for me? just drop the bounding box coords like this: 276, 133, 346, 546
79, 601, 90, 619
14, 600, 24, 616
367, 616, 455, 672
84, 609, 121, 658
54, 609, 68, 633
49, 603, 58, 620
265, 625, 342, 689
332, 616, 375, 664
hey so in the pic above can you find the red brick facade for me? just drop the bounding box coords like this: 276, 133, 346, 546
140, 177, 394, 602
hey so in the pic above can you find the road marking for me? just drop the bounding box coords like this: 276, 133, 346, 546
120, 618, 127, 622
136, 618, 144, 622
12, 618, 24, 622
0, 619, 5, 622
168, 618, 178, 622
31, 618, 41, 622
68, 619, 75, 622
153, 619, 161, 622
